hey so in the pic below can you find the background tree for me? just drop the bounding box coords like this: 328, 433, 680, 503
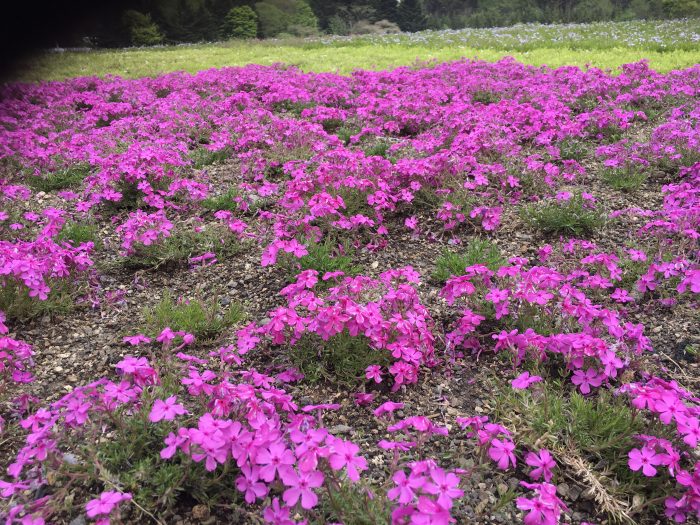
35, 0, 700, 47
397, 0, 428, 32
253, 0, 317, 37
662, 0, 700, 17
223, 5, 258, 38
373, 0, 399, 23
151, 0, 215, 42
255, 2, 288, 37
572, 0, 614, 21
288, 0, 320, 35
122, 10, 164, 46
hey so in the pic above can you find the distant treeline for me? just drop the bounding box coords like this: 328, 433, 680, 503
61, 0, 700, 47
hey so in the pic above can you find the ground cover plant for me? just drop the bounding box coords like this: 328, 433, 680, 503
0, 54, 699, 525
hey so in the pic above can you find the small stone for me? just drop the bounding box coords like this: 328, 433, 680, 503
568, 484, 582, 501
497, 483, 509, 496
191, 504, 210, 521
54, 366, 64, 373
557, 483, 570, 498
632, 493, 645, 508
329, 424, 352, 435
370, 261, 379, 269
63, 453, 80, 465
69, 517, 86, 525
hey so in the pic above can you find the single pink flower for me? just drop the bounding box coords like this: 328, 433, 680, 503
235, 465, 268, 504
256, 441, 295, 482
328, 437, 368, 482
488, 439, 516, 470
571, 368, 603, 394
373, 401, 404, 417
85, 491, 132, 518
424, 467, 463, 509
149, 396, 187, 422
122, 334, 151, 346
387, 470, 425, 504
365, 365, 383, 383
511, 372, 543, 390
281, 469, 324, 509
628, 447, 662, 477
525, 449, 556, 482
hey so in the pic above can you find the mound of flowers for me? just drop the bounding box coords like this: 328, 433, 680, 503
0, 58, 698, 524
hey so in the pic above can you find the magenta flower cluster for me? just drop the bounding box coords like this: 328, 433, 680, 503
0, 57, 699, 524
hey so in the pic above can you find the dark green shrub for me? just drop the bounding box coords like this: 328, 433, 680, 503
26, 164, 91, 192
396, 0, 427, 32
143, 292, 244, 341
520, 192, 604, 237
201, 187, 240, 212
223, 6, 258, 39
255, 0, 318, 37
288, 331, 389, 385
0, 280, 76, 321
601, 166, 647, 192
57, 222, 102, 249
662, 0, 700, 17
121, 225, 245, 270
288, 0, 319, 34
327, 14, 351, 35
494, 378, 673, 521
255, 2, 288, 37
298, 238, 360, 278
122, 10, 164, 46
432, 238, 505, 283
572, 0, 614, 22
190, 147, 231, 168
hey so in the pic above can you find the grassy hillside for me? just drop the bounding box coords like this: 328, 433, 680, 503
9, 18, 700, 81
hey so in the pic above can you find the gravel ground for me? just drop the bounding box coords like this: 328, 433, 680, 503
3, 131, 699, 525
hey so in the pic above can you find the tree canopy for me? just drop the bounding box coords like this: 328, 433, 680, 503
48, 0, 700, 47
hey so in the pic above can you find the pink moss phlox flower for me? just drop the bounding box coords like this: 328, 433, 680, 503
354, 393, 374, 406
365, 365, 383, 383
571, 368, 604, 395
387, 469, 425, 505
373, 401, 404, 417
327, 436, 368, 481
511, 372, 543, 390
280, 469, 324, 509
122, 334, 151, 346
423, 467, 463, 509
256, 441, 296, 482
525, 449, 556, 482
488, 438, 517, 470
85, 491, 132, 518
149, 395, 187, 422
628, 446, 663, 477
